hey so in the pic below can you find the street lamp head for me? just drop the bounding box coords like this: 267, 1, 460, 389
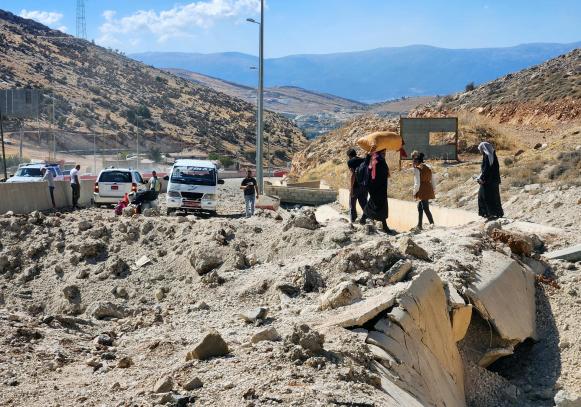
246, 18, 259, 24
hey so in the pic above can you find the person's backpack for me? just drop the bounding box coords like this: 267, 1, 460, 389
355, 160, 370, 188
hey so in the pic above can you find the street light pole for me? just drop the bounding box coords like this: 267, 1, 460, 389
246, 0, 264, 192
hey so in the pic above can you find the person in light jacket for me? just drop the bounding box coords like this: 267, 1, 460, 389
412, 152, 435, 230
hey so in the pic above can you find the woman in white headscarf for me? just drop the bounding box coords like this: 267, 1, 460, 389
477, 141, 504, 219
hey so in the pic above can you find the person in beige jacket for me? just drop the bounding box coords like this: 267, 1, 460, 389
412, 152, 435, 230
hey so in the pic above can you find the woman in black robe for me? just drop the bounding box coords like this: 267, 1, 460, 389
363, 149, 391, 233
477, 141, 504, 219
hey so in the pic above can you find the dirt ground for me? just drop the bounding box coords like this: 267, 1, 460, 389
0, 180, 579, 406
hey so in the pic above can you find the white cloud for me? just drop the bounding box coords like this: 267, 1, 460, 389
98, 0, 260, 46
20, 9, 64, 26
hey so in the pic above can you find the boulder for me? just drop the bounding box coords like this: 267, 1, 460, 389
185, 329, 229, 361
251, 327, 281, 344
465, 251, 536, 342
117, 356, 133, 368
319, 281, 362, 310
490, 229, 532, 256
399, 238, 430, 261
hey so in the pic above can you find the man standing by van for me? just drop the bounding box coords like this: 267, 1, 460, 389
240, 169, 259, 218
148, 170, 162, 198
41, 167, 56, 209
70, 164, 81, 209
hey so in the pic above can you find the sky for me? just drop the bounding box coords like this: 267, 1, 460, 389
6, 0, 581, 57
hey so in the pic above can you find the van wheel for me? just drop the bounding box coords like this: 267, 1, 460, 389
166, 208, 175, 216
208, 210, 217, 217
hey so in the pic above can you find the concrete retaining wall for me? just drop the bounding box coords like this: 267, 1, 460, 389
0, 180, 95, 214
265, 184, 338, 206
338, 188, 480, 231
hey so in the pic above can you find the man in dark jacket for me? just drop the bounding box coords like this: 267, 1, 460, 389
363, 149, 391, 233
346, 148, 368, 223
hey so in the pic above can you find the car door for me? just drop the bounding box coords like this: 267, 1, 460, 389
133, 171, 147, 191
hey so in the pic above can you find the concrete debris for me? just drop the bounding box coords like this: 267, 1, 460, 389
251, 326, 281, 344
465, 251, 536, 342
398, 237, 431, 261
319, 281, 362, 310
366, 269, 465, 407
134, 255, 151, 269
117, 356, 134, 368
285, 324, 324, 354
384, 259, 412, 284
238, 307, 268, 323
87, 301, 128, 320
182, 377, 203, 391
545, 243, 581, 262
190, 250, 224, 275
554, 390, 581, 407
153, 375, 174, 393
282, 210, 320, 231
185, 329, 229, 361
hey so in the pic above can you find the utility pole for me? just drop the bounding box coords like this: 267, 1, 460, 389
246, 0, 264, 192
0, 103, 7, 180
93, 131, 96, 175
136, 117, 140, 170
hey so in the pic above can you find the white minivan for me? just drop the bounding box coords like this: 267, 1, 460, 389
165, 159, 224, 216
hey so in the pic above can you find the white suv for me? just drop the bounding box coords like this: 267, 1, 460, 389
93, 168, 147, 205
6, 163, 64, 183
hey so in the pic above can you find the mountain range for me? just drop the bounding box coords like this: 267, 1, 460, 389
131, 42, 581, 103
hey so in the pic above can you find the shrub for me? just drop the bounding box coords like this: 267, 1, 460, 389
148, 147, 162, 163
465, 82, 476, 92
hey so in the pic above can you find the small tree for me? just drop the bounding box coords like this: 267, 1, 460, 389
136, 104, 151, 119
148, 147, 162, 163
465, 82, 476, 92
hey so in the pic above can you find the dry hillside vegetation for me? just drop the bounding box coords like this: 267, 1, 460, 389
413, 49, 581, 136
0, 10, 306, 163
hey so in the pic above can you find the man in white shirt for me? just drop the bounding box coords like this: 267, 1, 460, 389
70, 164, 81, 209
41, 167, 56, 209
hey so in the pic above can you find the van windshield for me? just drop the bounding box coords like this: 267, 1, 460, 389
171, 166, 216, 186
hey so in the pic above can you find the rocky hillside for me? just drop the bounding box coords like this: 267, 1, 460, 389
413, 49, 581, 127
0, 10, 306, 163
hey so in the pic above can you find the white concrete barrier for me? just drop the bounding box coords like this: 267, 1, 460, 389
338, 188, 480, 231
0, 179, 95, 214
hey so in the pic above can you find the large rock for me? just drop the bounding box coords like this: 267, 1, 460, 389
384, 259, 412, 284
283, 210, 320, 231
185, 329, 229, 361
251, 327, 281, 344
490, 229, 532, 256
465, 251, 536, 343
319, 281, 362, 310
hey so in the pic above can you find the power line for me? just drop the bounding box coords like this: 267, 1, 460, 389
76, 0, 87, 40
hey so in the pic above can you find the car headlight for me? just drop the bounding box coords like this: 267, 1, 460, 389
167, 190, 181, 198
202, 194, 216, 201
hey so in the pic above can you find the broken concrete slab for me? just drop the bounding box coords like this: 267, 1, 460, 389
451, 305, 473, 343
545, 244, 581, 262
384, 259, 412, 284
320, 283, 410, 328
466, 250, 536, 342
478, 347, 514, 368
504, 220, 563, 237
319, 281, 362, 310
368, 269, 465, 407
445, 285, 466, 307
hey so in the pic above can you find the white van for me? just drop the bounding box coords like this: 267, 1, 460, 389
93, 168, 147, 206
165, 159, 224, 216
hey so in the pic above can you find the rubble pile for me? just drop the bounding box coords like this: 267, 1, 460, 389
0, 182, 579, 407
